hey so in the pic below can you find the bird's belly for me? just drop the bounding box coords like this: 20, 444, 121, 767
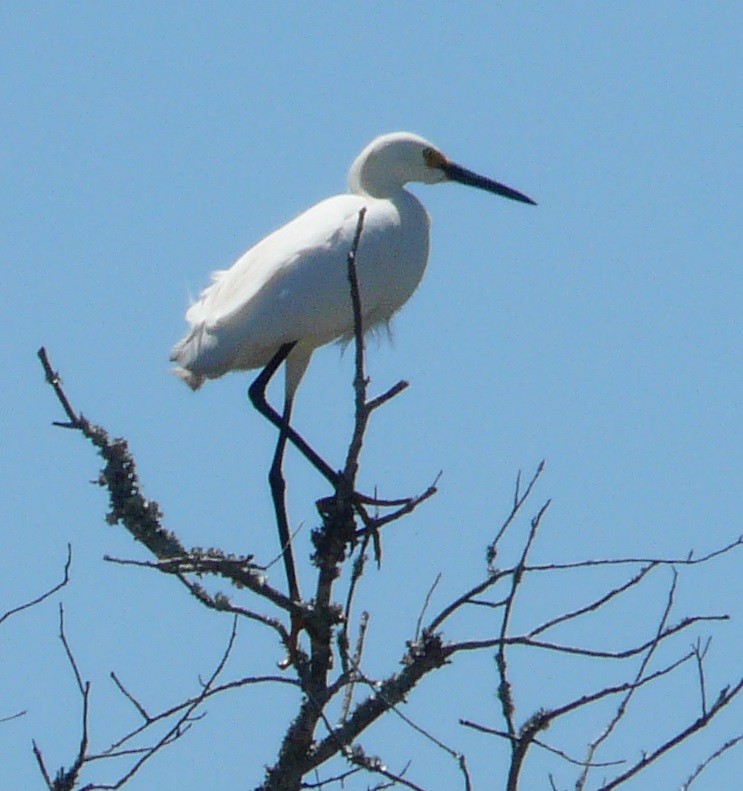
175, 192, 430, 380
230, 204, 428, 359
240, 248, 427, 357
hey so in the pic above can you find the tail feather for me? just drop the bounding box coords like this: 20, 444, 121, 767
170, 324, 209, 390
171, 366, 205, 391
170, 322, 202, 363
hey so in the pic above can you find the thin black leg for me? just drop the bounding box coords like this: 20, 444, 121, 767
268, 393, 301, 602
248, 344, 340, 487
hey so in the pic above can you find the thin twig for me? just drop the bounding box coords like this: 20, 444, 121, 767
498, 500, 551, 745
692, 636, 712, 716
103, 553, 297, 633
524, 535, 743, 573
576, 569, 679, 789
174, 572, 291, 644
36, 604, 91, 791
0, 544, 72, 626
597, 679, 743, 790
680, 732, 743, 790
464, 650, 696, 788
340, 611, 369, 723
415, 573, 442, 641
104, 670, 298, 755
459, 719, 624, 769
427, 570, 504, 633
346, 748, 427, 791
0, 710, 27, 724
356, 477, 439, 533
302, 766, 362, 788
345, 651, 468, 773
31, 741, 53, 789
366, 380, 409, 412
59, 604, 85, 695
87, 617, 241, 790
344, 206, 369, 485
448, 613, 728, 658
339, 537, 370, 672
37, 347, 80, 427
528, 562, 657, 638
487, 461, 545, 568
110, 672, 150, 721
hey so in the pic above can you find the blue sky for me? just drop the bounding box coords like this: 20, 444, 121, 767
1, 4, 740, 789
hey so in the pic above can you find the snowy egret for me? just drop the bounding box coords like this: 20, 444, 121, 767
171, 132, 535, 604
171, 131, 535, 397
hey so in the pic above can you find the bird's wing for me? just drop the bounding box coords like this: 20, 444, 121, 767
185, 194, 369, 330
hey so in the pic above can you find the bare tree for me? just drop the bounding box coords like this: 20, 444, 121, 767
32, 213, 741, 790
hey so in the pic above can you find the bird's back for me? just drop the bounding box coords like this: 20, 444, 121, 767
171, 189, 430, 388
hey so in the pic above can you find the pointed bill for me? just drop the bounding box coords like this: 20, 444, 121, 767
444, 161, 536, 205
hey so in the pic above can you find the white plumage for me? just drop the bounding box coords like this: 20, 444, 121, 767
171, 131, 534, 397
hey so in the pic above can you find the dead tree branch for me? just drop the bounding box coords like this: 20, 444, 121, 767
34, 211, 740, 789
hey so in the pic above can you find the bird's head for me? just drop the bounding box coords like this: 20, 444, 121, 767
349, 131, 536, 205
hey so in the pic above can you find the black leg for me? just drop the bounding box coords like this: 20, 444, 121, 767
248, 344, 340, 487
268, 393, 301, 603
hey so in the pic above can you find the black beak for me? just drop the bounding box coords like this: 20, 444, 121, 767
443, 161, 536, 206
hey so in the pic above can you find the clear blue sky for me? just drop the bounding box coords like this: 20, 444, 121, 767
1, 4, 740, 789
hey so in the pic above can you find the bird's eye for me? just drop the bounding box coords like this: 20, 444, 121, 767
423, 147, 447, 170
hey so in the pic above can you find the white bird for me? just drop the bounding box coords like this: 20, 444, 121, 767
171, 131, 535, 400
171, 132, 535, 608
